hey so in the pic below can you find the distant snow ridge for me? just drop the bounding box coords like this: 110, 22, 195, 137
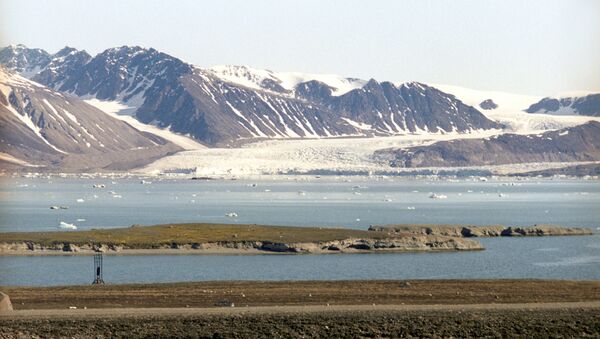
432, 84, 600, 134
208, 65, 367, 96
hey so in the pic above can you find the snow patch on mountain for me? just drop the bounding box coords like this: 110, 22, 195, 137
84, 98, 205, 150
208, 65, 367, 96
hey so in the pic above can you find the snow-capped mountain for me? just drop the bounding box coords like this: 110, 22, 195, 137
0, 44, 52, 76
525, 94, 600, 117
0, 67, 181, 170
0, 45, 503, 146
208, 65, 367, 96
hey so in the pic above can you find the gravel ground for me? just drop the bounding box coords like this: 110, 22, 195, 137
1, 305, 599, 338
1, 280, 599, 338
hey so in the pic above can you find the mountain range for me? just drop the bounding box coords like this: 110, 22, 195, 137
0, 44, 599, 174
0, 44, 501, 145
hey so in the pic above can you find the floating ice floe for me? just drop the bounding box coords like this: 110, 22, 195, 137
429, 193, 448, 199
113, 194, 122, 198
141, 180, 152, 185
225, 212, 238, 218
298, 191, 307, 196
59, 221, 77, 230
50, 206, 59, 210
93, 184, 106, 188
76, 218, 86, 222
407, 206, 416, 210
76, 198, 85, 203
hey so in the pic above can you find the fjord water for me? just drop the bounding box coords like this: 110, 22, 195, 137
0, 177, 599, 286
2, 177, 600, 231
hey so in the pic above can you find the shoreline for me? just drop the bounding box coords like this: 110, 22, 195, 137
0, 238, 483, 256
1, 222, 594, 256
0, 223, 485, 256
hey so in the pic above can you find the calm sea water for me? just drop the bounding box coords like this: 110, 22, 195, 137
1, 177, 599, 231
0, 177, 599, 286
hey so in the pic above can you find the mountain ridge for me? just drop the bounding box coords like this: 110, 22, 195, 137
0, 44, 503, 146
0, 67, 181, 170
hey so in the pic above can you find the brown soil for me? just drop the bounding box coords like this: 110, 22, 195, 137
2, 279, 599, 310
1, 280, 599, 338
1, 304, 599, 338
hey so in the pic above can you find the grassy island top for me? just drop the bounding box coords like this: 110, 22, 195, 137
0, 223, 391, 246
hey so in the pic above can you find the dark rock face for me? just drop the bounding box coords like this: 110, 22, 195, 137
32, 47, 92, 91
528, 97, 561, 112
376, 121, 600, 167
0, 45, 51, 74
479, 99, 498, 110
294, 80, 333, 102
260, 242, 297, 252
526, 94, 600, 116
0, 68, 181, 170
1, 45, 503, 146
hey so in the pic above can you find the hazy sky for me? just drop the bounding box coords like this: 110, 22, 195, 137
1, 0, 599, 95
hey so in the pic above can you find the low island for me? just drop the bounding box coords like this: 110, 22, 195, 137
0, 223, 593, 256
0, 223, 484, 255
368, 224, 594, 237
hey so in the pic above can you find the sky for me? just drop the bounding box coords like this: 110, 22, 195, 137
1, 0, 599, 96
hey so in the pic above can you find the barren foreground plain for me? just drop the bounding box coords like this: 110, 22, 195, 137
1, 280, 599, 337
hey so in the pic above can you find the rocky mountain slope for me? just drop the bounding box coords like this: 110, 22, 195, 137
0, 67, 181, 170
375, 121, 600, 168
1, 45, 503, 146
526, 94, 600, 117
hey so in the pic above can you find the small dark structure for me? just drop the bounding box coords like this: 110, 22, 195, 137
92, 253, 105, 285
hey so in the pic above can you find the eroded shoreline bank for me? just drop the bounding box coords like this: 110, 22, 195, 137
0, 223, 593, 256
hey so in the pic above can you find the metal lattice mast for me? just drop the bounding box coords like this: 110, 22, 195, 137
92, 253, 105, 284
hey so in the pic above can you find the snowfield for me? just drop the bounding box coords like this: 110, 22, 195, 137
432, 84, 600, 133
208, 65, 367, 96
84, 98, 206, 150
